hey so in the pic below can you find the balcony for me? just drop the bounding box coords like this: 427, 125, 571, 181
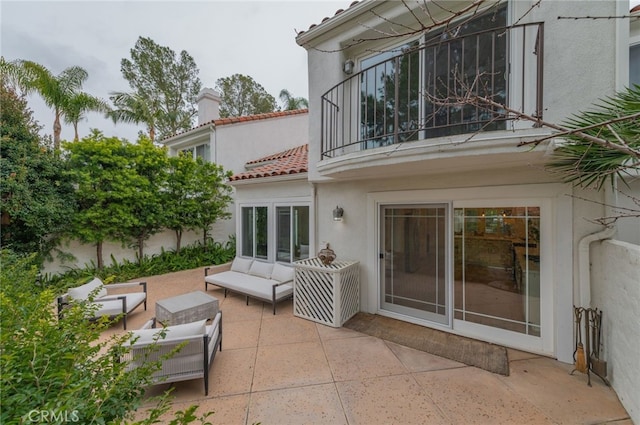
321, 23, 544, 160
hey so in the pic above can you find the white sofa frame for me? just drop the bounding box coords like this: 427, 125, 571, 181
57, 280, 147, 330
121, 313, 222, 395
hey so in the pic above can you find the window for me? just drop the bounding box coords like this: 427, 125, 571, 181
179, 143, 210, 162
631, 44, 640, 87
195, 143, 210, 161
358, 4, 508, 148
240, 204, 311, 263
241, 206, 268, 259
454, 206, 541, 336
276, 206, 310, 262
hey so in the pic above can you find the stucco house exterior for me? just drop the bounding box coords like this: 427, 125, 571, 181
228, 144, 314, 264
294, 0, 639, 420
45, 91, 309, 274
161, 89, 309, 243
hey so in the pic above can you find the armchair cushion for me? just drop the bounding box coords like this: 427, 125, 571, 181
128, 319, 207, 345
68, 277, 107, 300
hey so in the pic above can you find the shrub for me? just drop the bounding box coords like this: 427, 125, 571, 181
0, 250, 211, 424
45, 237, 235, 292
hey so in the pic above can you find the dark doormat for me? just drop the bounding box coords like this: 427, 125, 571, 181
343, 313, 510, 376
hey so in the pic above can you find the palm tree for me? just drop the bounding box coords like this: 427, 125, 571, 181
64, 92, 111, 141
107, 91, 160, 142
546, 84, 640, 189
19, 60, 89, 149
0, 57, 31, 97
279, 89, 309, 111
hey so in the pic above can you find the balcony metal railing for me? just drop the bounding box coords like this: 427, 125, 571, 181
321, 23, 544, 159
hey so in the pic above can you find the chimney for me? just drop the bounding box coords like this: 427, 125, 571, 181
196, 88, 221, 125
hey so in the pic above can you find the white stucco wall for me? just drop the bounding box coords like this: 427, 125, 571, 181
43, 226, 230, 276
301, 1, 621, 181
591, 239, 640, 425
232, 178, 312, 202
216, 113, 308, 175
298, 0, 626, 362
312, 167, 576, 359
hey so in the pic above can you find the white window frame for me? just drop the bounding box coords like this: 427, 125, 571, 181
237, 198, 314, 264
179, 142, 211, 162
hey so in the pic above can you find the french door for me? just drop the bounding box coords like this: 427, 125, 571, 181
380, 204, 450, 325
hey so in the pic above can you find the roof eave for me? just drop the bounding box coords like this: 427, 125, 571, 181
295, 0, 373, 47
160, 122, 215, 146
229, 173, 309, 186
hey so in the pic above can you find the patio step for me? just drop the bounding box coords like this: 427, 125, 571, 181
343, 313, 510, 376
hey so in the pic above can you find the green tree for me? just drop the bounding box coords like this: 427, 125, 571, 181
163, 153, 202, 252
64, 92, 110, 141
18, 60, 90, 149
279, 89, 308, 111
0, 81, 75, 261
123, 138, 169, 260
0, 56, 31, 96
193, 161, 233, 245
164, 154, 233, 250
216, 74, 277, 118
113, 37, 202, 141
108, 91, 161, 141
65, 131, 141, 269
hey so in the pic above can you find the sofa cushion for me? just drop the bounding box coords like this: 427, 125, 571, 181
248, 261, 274, 279
68, 277, 107, 301
271, 263, 294, 283
231, 257, 253, 273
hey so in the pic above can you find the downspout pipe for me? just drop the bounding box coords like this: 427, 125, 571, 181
577, 182, 617, 308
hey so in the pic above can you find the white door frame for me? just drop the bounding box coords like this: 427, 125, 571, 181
366, 184, 572, 359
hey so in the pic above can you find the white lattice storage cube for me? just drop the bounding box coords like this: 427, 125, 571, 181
293, 258, 360, 327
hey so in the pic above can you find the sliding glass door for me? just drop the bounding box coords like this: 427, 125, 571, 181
380, 204, 449, 325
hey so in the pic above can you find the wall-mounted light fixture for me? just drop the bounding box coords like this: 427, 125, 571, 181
343, 59, 355, 75
333, 205, 344, 221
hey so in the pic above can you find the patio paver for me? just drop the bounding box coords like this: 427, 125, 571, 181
107, 267, 630, 424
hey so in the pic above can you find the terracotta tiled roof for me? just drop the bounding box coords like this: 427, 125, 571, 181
229, 144, 308, 182
296, 1, 360, 37
161, 109, 308, 141
632, 4, 640, 13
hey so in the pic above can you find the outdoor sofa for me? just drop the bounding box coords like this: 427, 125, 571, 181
204, 257, 294, 314
121, 313, 222, 395
56, 277, 147, 330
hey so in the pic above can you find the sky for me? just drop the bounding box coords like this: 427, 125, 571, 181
2, 0, 639, 143
0, 0, 346, 142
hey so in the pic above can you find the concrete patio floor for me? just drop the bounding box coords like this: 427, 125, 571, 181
105, 267, 631, 425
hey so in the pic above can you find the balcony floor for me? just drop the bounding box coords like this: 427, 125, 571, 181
103, 268, 631, 425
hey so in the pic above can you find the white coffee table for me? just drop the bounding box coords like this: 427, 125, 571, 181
156, 291, 219, 326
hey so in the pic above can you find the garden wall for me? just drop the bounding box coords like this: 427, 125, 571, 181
591, 239, 640, 424
43, 217, 234, 276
